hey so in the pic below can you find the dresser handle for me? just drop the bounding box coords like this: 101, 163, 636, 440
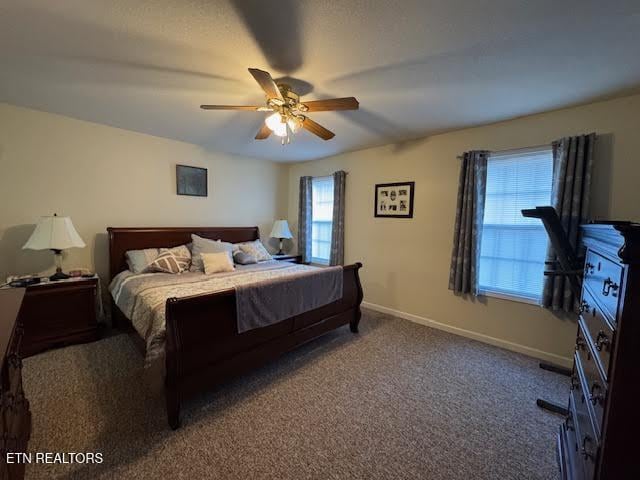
590, 383, 604, 406
566, 410, 574, 431
575, 336, 586, 352
602, 278, 619, 297
584, 262, 595, 276
595, 331, 610, 351
570, 374, 580, 390
581, 436, 595, 460
580, 300, 590, 313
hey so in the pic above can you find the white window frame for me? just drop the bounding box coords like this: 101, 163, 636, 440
478, 145, 553, 305
310, 176, 334, 265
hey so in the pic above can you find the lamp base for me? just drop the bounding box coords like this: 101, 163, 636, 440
49, 268, 70, 281
276, 238, 285, 256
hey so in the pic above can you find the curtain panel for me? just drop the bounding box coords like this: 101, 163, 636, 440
448, 151, 489, 295
542, 133, 596, 312
297, 176, 313, 263
329, 170, 346, 266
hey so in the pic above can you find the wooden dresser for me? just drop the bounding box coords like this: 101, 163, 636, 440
0, 289, 31, 480
558, 223, 640, 479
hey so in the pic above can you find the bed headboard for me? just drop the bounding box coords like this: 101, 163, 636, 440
107, 226, 260, 281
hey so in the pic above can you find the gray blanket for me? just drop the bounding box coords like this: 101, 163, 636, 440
235, 265, 343, 333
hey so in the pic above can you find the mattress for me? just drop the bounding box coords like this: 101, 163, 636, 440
109, 260, 321, 365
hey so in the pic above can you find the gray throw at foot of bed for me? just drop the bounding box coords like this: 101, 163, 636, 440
235, 266, 344, 333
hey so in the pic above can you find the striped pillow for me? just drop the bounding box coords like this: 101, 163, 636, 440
148, 249, 190, 274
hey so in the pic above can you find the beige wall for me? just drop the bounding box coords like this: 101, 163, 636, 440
2, 94, 638, 362
0, 103, 288, 283
287, 94, 640, 362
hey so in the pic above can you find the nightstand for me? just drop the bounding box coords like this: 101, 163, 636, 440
272, 254, 303, 263
17, 277, 99, 357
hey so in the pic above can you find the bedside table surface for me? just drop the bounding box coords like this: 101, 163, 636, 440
27, 275, 98, 290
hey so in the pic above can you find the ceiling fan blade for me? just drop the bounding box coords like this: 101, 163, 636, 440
255, 124, 272, 140
302, 117, 335, 140
302, 97, 359, 112
200, 105, 261, 110
248, 68, 283, 100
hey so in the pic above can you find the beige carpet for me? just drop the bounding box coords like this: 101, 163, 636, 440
23, 309, 567, 480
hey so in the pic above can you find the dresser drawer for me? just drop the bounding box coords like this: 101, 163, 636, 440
564, 390, 585, 479
20, 280, 98, 357
570, 364, 598, 480
579, 288, 615, 380
575, 325, 606, 439
583, 249, 623, 324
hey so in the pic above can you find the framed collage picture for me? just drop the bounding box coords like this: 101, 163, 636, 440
374, 181, 415, 218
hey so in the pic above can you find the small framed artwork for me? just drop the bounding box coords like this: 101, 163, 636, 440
374, 181, 415, 218
176, 165, 208, 197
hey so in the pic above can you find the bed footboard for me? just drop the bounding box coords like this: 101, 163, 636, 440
164, 262, 363, 429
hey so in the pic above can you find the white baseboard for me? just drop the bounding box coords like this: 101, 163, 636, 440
362, 301, 573, 369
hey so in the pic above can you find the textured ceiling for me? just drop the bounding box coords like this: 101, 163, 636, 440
1, 0, 639, 162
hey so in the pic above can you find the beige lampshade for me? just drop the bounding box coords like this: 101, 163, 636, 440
270, 220, 293, 239
23, 215, 86, 251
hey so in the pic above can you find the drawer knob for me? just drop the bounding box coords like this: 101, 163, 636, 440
595, 331, 610, 351
602, 278, 619, 297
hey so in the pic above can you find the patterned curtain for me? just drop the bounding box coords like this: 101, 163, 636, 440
542, 133, 596, 312
448, 151, 489, 294
330, 170, 346, 265
297, 176, 313, 263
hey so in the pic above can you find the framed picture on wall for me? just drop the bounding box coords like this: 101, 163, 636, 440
374, 181, 415, 218
176, 165, 208, 197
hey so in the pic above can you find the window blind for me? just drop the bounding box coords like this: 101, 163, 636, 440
311, 176, 334, 264
478, 148, 553, 302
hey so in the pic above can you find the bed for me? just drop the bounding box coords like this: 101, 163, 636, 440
107, 226, 363, 429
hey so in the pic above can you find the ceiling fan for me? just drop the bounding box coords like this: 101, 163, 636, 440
200, 68, 359, 144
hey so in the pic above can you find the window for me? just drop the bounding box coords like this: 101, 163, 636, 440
478, 147, 553, 303
311, 176, 334, 264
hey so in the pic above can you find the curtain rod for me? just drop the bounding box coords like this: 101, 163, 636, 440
456, 144, 551, 160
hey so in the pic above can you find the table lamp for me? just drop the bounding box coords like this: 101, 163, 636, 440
270, 220, 293, 255
23, 214, 86, 281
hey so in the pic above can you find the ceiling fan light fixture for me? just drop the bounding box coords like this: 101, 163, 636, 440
287, 116, 302, 133
265, 111, 282, 130
200, 68, 357, 143
265, 112, 287, 137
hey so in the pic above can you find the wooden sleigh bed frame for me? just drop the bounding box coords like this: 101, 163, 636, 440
107, 226, 363, 429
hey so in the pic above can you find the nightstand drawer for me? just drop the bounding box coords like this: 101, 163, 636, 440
19, 279, 99, 357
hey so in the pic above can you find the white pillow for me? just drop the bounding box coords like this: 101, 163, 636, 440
201, 251, 235, 274
190, 234, 234, 272
236, 240, 273, 262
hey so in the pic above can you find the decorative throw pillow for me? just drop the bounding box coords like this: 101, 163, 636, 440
233, 250, 258, 265
202, 251, 235, 274
148, 250, 189, 274
125, 248, 160, 273
190, 235, 234, 272
238, 239, 273, 262
166, 245, 191, 265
